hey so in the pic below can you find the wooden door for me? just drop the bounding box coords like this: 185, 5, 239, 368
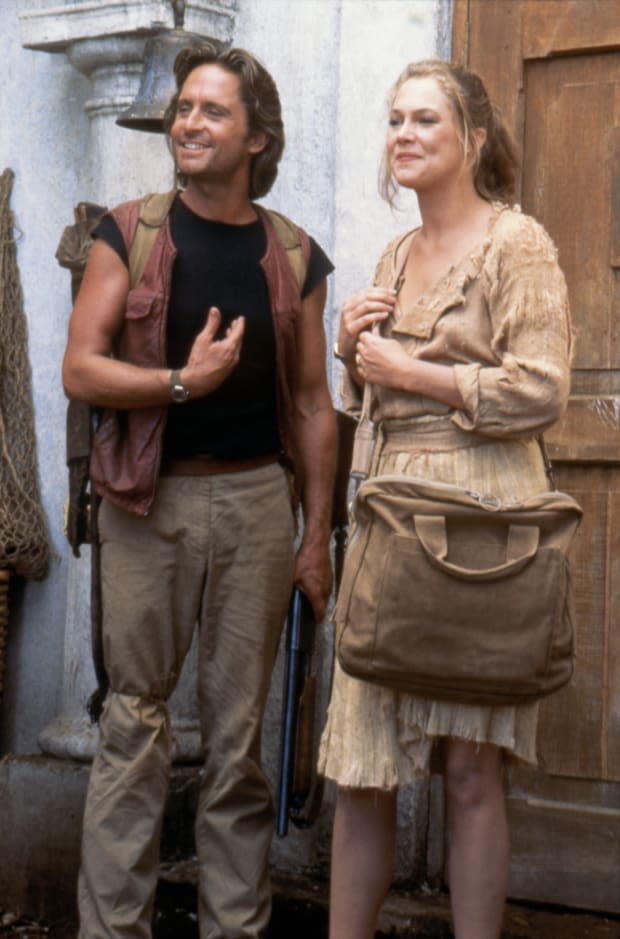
453, 0, 620, 913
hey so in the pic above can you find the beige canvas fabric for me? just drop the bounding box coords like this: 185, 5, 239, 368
341, 204, 572, 435
78, 464, 295, 939
335, 469, 579, 704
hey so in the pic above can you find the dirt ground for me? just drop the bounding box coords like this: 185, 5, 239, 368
1, 873, 619, 939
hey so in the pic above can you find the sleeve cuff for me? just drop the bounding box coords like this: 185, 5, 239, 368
451, 362, 480, 432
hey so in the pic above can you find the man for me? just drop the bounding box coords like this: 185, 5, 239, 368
63, 41, 336, 939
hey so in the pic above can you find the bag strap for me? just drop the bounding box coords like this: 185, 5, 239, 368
349, 379, 374, 481
128, 190, 178, 290
349, 323, 381, 483
265, 208, 308, 294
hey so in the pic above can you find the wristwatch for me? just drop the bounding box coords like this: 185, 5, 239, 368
169, 369, 189, 403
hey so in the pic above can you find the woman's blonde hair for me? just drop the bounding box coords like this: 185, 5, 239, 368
379, 59, 519, 206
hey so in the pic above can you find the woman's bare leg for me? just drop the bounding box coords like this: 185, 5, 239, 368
444, 740, 509, 939
329, 786, 398, 939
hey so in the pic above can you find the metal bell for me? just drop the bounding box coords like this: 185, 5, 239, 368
116, 28, 207, 133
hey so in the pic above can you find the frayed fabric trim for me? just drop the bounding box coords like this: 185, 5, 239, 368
317, 661, 539, 790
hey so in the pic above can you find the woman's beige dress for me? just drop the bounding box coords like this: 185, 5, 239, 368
318, 205, 572, 789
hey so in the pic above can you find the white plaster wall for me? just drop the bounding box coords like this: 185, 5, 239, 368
0, 2, 91, 752
0, 0, 453, 883
236, 0, 452, 373
0, 4, 191, 754
236, 1, 341, 267
333, 0, 452, 303
236, 0, 453, 878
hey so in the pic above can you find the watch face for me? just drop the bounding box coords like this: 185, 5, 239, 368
169, 369, 189, 403
171, 383, 189, 403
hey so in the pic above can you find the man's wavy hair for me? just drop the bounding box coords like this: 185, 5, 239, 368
163, 41, 284, 200
379, 59, 520, 207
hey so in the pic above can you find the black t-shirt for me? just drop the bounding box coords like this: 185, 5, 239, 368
93, 197, 334, 460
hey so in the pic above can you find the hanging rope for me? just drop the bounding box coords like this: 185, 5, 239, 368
0, 569, 9, 703
0, 167, 52, 709
0, 168, 49, 580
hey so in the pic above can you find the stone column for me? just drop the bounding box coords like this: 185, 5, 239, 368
18, 0, 235, 762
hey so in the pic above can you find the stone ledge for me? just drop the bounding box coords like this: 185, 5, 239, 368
18, 0, 236, 52
0, 755, 200, 924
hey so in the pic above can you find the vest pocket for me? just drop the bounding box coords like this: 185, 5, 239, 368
125, 289, 158, 320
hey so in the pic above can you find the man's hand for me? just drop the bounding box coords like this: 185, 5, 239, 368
294, 539, 333, 623
182, 307, 245, 396
63, 243, 246, 409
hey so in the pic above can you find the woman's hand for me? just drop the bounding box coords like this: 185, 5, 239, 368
357, 330, 466, 408
355, 331, 413, 389
337, 287, 396, 364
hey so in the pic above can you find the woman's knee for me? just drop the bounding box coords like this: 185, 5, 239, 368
443, 741, 504, 810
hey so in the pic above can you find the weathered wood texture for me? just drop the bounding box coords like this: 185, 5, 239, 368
453, 0, 620, 912
538, 465, 620, 782
507, 791, 620, 913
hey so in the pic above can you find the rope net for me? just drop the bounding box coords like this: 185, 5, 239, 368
0, 168, 50, 581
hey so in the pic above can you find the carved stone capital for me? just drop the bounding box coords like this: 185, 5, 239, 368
18, 1, 236, 52
18, 1, 236, 122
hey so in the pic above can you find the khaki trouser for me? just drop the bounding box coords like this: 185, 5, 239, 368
78, 464, 296, 939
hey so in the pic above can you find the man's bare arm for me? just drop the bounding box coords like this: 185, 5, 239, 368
62, 239, 244, 407
292, 278, 337, 621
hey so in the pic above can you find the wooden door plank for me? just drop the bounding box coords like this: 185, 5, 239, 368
606, 485, 620, 779
507, 794, 620, 912
612, 126, 620, 271
523, 0, 620, 58
546, 398, 620, 462
452, 0, 620, 911
465, 0, 525, 152
451, 0, 470, 66
538, 472, 608, 778
522, 54, 620, 371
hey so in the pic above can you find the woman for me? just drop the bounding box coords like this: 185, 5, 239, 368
319, 60, 572, 939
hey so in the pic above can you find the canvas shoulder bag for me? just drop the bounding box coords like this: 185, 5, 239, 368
335, 471, 582, 706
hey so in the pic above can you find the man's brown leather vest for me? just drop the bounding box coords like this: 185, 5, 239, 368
90, 197, 310, 516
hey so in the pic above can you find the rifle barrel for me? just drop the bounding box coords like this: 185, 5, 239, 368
276, 588, 314, 837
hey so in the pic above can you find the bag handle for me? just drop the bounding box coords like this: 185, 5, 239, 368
413, 515, 540, 582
